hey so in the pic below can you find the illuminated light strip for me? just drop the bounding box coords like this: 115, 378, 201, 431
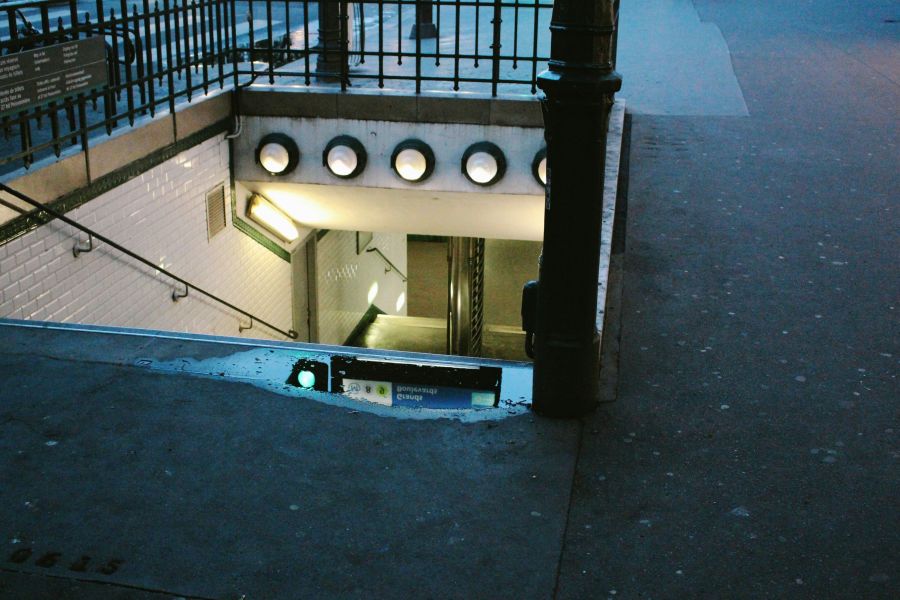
247, 193, 299, 242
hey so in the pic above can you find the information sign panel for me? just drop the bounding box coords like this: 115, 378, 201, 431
0, 37, 108, 118
332, 355, 502, 409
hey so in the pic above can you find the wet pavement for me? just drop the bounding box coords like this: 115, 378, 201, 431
0, 323, 574, 599
558, 1, 899, 597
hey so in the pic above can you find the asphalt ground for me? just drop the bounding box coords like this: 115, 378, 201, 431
557, 1, 899, 597
0, 324, 580, 599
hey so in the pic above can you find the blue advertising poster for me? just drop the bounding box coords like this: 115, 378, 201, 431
341, 379, 496, 409
392, 383, 495, 409
332, 355, 501, 409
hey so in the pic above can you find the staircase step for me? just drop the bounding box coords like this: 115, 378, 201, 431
353, 315, 529, 361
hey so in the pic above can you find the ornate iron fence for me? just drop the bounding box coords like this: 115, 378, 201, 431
0, 0, 561, 172
1, 0, 236, 171
236, 0, 552, 95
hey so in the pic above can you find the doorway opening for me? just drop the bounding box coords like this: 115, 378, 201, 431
306, 231, 540, 361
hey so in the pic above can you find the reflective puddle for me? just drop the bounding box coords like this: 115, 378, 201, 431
138, 347, 532, 421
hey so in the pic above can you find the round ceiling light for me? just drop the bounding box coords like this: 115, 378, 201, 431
324, 135, 367, 179
391, 139, 435, 183
462, 142, 506, 186
256, 133, 300, 176
532, 148, 547, 186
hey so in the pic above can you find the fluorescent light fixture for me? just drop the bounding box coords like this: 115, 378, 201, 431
462, 142, 506, 186
256, 133, 300, 176
264, 189, 330, 226
367, 282, 379, 304
391, 139, 435, 183
532, 148, 547, 186
246, 193, 299, 242
324, 135, 367, 179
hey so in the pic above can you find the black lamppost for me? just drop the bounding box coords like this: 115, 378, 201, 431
409, 1, 437, 39
316, 0, 343, 79
532, 1, 621, 417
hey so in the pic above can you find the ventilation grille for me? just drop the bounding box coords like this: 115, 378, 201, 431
206, 184, 227, 240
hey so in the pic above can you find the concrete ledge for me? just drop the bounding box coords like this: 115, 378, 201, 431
1, 93, 232, 211
240, 88, 543, 127
337, 91, 420, 122
239, 87, 340, 118
0, 121, 230, 245
490, 98, 544, 127
3, 152, 88, 203
1, 88, 541, 223
417, 93, 492, 124
0, 88, 544, 242
88, 116, 176, 181
175, 91, 233, 140
91, 92, 233, 181
596, 100, 627, 340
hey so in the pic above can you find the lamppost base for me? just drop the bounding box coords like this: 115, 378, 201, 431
409, 23, 438, 40
532, 335, 601, 418
315, 53, 343, 83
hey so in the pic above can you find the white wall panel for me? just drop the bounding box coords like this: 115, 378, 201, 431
0, 135, 294, 341
315, 229, 408, 346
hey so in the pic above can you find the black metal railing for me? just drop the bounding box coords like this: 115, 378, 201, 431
0, 0, 582, 172
365, 246, 407, 281
0, 181, 298, 339
1, 0, 236, 172
234, 0, 553, 95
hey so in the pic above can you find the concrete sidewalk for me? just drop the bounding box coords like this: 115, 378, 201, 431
556, 0, 899, 597
0, 323, 578, 599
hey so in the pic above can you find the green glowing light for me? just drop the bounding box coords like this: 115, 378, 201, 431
298, 370, 316, 389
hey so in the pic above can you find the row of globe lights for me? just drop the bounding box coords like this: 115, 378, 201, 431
256, 134, 549, 187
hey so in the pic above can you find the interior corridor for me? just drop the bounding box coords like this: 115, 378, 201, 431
347, 236, 541, 361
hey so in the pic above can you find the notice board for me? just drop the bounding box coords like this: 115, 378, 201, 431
0, 37, 108, 118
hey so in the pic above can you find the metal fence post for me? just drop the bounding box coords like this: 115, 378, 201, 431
409, 0, 437, 39
316, 0, 343, 80
532, 0, 621, 417
490, 0, 502, 97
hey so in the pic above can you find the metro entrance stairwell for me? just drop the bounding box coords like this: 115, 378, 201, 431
1, 0, 624, 417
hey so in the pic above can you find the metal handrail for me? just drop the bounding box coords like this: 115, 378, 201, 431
366, 247, 407, 282
0, 183, 298, 340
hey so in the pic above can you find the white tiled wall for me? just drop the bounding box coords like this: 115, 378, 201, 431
0, 135, 294, 340
316, 230, 407, 346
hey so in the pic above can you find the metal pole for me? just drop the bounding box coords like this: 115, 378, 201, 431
316, 0, 342, 79
446, 237, 484, 357
447, 237, 473, 356
409, 0, 437, 39
532, 1, 621, 417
